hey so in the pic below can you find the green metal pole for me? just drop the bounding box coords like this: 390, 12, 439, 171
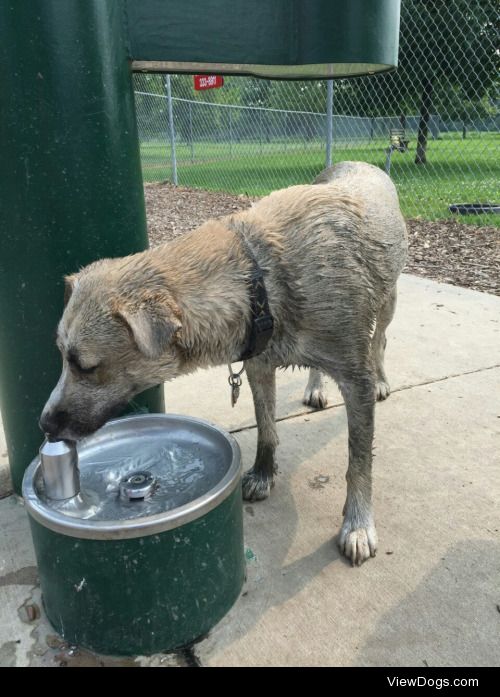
0, 1, 164, 494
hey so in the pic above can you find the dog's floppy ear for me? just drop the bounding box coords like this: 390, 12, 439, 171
115, 303, 182, 360
64, 275, 78, 307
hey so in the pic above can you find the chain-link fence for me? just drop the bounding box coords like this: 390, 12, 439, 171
133, 0, 499, 224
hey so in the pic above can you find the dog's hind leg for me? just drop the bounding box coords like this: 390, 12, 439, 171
302, 368, 328, 409
242, 358, 278, 502
337, 372, 377, 566
372, 285, 397, 401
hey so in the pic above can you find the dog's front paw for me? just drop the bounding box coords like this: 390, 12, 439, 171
303, 386, 328, 410
242, 469, 274, 502
338, 521, 378, 566
375, 379, 390, 401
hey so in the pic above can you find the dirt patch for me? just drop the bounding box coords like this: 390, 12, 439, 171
406, 218, 499, 295
145, 182, 500, 296
145, 182, 252, 247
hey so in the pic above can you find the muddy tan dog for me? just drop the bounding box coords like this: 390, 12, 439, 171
41, 161, 407, 565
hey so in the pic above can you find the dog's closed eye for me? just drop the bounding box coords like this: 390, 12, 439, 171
70, 360, 99, 376
77, 364, 99, 375
66, 349, 99, 375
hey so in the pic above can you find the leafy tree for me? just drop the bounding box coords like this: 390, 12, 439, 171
396, 0, 498, 163
332, 0, 498, 162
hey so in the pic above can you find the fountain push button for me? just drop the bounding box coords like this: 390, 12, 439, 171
39, 439, 80, 500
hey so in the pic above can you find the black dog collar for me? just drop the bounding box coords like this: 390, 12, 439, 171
235, 231, 274, 361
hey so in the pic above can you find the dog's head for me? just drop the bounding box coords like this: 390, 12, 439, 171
39, 258, 183, 441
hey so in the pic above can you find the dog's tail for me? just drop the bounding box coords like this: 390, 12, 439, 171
313, 166, 337, 185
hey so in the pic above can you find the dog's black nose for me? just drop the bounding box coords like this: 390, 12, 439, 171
39, 410, 69, 437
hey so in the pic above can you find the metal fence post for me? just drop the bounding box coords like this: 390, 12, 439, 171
326, 79, 334, 168
229, 108, 233, 157
165, 75, 178, 185
259, 109, 263, 155
189, 101, 195, 162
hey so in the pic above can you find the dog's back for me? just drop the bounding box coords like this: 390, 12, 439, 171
238, 161, 406, 277
314, 161, 407, 251
231, 162, 407, 358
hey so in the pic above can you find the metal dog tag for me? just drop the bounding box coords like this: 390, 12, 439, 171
227, 364, 244, 408
231, 381, 240, 407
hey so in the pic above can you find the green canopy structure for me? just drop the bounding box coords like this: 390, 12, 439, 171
128, 0, 400, 79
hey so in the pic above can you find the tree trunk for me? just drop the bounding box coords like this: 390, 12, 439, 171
415, 78, 433, 165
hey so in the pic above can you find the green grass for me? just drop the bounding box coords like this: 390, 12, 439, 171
140, 133, 500, 226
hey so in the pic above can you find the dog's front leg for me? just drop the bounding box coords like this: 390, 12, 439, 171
338, 375, 378, 565
242, 357, 278, 502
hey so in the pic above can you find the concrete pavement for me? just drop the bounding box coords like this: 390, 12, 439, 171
1, 273, 499, 666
